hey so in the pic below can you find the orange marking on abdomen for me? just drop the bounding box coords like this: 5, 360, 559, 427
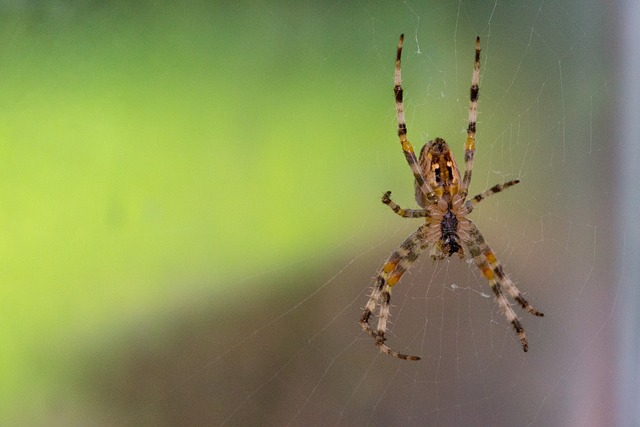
481, 266, 494, 280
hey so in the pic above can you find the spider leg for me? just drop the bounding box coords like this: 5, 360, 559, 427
463, 220, 543, 351
460, 37, 481, 199
464, 179, 520, 213
382, 191, 431, 218
468, 222, 543, 317
394, 34, 436, 203
360, 223, 429, 361
463, 229, 528, 351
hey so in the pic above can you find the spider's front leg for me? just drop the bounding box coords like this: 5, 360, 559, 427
360, 223, 430, 361
463, 221, 543, 351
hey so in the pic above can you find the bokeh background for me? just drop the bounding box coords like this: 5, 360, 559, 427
0, 1, 627, 426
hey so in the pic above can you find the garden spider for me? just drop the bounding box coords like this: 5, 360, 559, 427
359, 34, 544, 361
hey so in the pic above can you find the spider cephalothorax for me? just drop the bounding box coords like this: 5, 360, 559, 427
359, 34, 543, 361
439, 209, 461, 256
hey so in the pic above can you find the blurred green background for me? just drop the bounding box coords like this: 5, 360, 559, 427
0, 1, 618, 425
1, 2, 397, 422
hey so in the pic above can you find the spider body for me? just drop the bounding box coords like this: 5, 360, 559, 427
417, 138, 460, 201
359, 35, 543, 361
418, 138, 465, 259
440, 209, 461, 256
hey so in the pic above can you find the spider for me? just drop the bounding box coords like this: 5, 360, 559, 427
359, 34, 544, 361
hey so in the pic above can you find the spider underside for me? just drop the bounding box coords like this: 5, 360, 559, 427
359, 34, 544, 361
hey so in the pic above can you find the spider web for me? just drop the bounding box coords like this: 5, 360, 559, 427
74, 1, 621, 426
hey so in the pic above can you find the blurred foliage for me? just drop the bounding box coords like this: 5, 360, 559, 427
0, 1, 401, 422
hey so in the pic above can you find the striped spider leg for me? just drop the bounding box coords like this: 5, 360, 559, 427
360, 34, 543, 361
